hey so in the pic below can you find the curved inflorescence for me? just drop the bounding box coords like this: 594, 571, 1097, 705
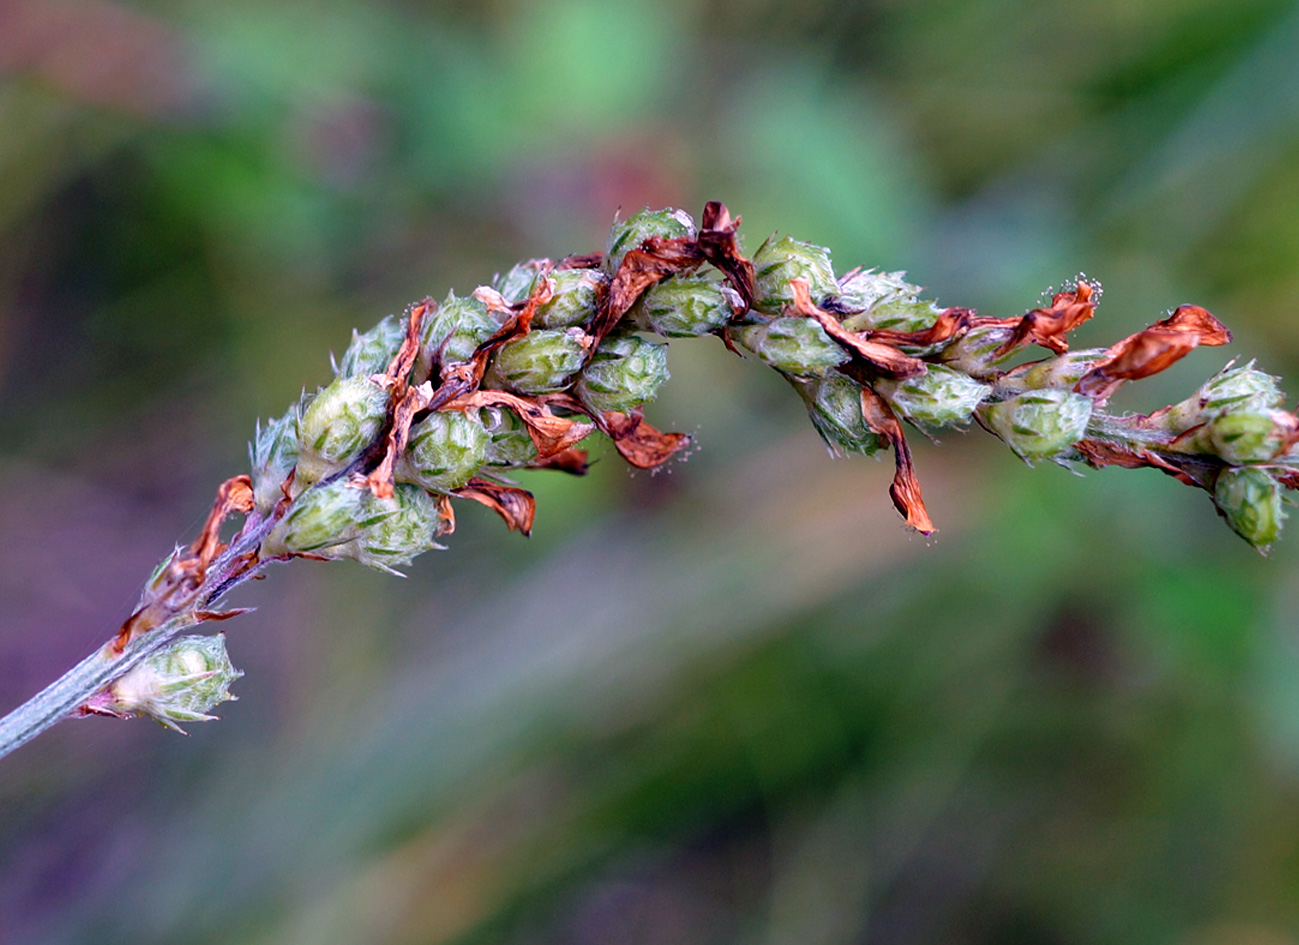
2, 200, 1295, 753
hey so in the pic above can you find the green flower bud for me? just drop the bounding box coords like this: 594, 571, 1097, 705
734, 317, 848, 377
1195, 409, 1292, 464
1018, 348, 1110, 390
637, 275, 737, 338
250, 408, 300, 512
841, 298, 942, 335
421, 291, 507, 369
397, 408, 490, 492
752, 234, 837, 314
605, 207, 695, 274
792, 372, 881, 457
1165, 362, 1287, 432
296, 377, 389, 486
494, 262, 546, 304
339, 483, 443, 571
482, 406, 539, 467
577, 334, 670, 413
1214, 466, 1286, 550
937, 325, 1017, 379
876, 364, 992, 427
107, 633, 243, 733
979, 389, 1093, 462
834, 269, 920, 316
337, 314, 405, 379
265, 477, 373, 555
534, 269, 606, 329
484, 328, 589, 394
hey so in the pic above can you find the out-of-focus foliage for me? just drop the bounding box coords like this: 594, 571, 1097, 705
4, 0, 1299, 942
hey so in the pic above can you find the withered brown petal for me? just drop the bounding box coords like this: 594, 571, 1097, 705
789, 279, 928, 379
1075, 304, 1232, 402
995, 281, 1098, 357
859, 387, 936, 534
529, 447, 591, 475
540, 395, 692, 470
434, 493, 456, 536
384, 298, 433, 395
865, 307, 1015, 348
446, 390, 595, 458
557, 252, 604, 270
594, 236, 703, 342
366, 383, 434, 499
1072, 438, 1204, 489
455, 479, 536, 535
698, 201, 756, 311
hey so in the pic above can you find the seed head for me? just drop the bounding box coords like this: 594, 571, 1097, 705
339, 483, 443, 571
834, 269, 921, 317
735, 317, 849, 377
337, 314, 406, 380
876, 364, 992, 427
752, 234, 837, 314
398, 409, 491, 492
577, 334, 670, 413
534, 269, 606, 329
636, 275, 737, 338
494, 261, 546, 304
106, 633, 243, 733
296, 377, 389, 486
482, 406, 539, 467
1165, 362, 1287, 432
1017, 348, 1110, 390
605, 207, 696, 275
938, 325, 1018, 379
250, 409, 299, 512
265, 477, 372, 555
979, 389, 1093, 462
1214, 466, 1286, 550
484, 328, 589, 394
420, 291, 506, 369
793, 372, 882, 457
1197, 409, 1294, 464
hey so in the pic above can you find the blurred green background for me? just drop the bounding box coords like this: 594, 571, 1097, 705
4, 0, 1299, 942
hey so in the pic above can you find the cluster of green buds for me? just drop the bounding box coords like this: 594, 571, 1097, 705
243, 202, 1299, 574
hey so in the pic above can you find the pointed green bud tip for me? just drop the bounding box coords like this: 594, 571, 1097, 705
1214, 466, 1286, 550
834, 269, 921, 316
1166, 361, 1288, 432
295, 377, 389, 486
250, 408, 300, 511
636, 275, 737, 338
793, 372, 881, 457
605, 207, 696, 275
482, 406, 539, 467
734, 317, 849, 377
264, 477, 371, 556
108, 633, 243, 733
341, 483, 443, 571
484, 328, 589, 394
493, 261, 547, 304
1018, 349, 1110, 390
979, 389, 1092, 462
397, 408, 490, 492
337, 314, 405, 380
534, 269, 607, 329
421, 291, 507, 369
876, 364, 992, 427
752, 234, 837, 314
577, 334, 670, 413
